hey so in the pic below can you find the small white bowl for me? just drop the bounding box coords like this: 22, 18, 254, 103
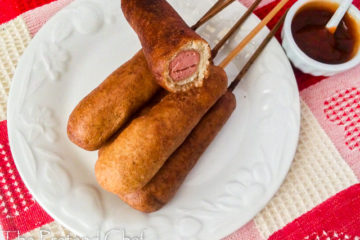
282, 0, 360, 76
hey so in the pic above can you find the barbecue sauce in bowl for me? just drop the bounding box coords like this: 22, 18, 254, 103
291, 1, 359, 64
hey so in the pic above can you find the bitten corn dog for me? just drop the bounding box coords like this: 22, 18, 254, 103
121, 0, 211, 92
95, 65, 227, 195
119, 91, 236, 212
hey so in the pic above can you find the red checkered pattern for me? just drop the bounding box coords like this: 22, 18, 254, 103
304, 231, 358, 240
0, 143, 35, 219
0, 122, 52, 237
1, 0, 360, 238
0, 0, 56, 24
270, 184, 360, 239
324, 87, 360, 151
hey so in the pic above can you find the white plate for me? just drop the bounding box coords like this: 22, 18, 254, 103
7, 0, 300, 239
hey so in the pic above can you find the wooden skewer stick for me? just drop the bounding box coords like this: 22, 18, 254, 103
192, 0, 235, 30
219, 0, 289, 68
211, 0, 262, 59
191, 0, 225, 30
228, 10, 288, 91
193, 0, 259, 59
195, 1, 225, 22
211, 0, 262, 57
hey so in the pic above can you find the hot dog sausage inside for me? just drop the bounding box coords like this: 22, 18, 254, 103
121, 0, 211, 92
169, 50, 200, 82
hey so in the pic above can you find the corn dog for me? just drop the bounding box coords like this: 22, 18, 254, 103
95, 65, 227, 195
121, 0, 211, 92
67, 51, 159, 151
119, 91, 236, 212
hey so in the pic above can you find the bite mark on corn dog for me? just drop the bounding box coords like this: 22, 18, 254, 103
121, 0, 211, 92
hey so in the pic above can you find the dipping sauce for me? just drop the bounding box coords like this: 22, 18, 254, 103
291, 1, 359, 64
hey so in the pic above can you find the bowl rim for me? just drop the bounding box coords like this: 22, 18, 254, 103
283, 0, 360, 72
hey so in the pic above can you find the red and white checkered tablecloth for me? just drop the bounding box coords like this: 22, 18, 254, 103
0, 0, 359, 239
